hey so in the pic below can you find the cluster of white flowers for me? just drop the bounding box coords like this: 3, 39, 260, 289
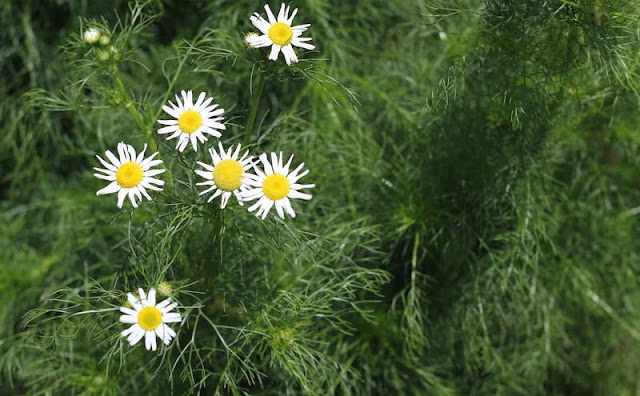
92, 4, 317, 351
94, 3, 316, 221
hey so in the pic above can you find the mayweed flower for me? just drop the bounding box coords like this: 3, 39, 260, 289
247, 3, 316, 65
196, 143, 255, 209
94, 142, 165, 208
120, 288, 181, 351
241, 152, 314, 219
158, 90, 226, 152
83, 27, 101, 44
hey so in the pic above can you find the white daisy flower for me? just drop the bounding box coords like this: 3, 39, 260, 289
93, 142, 165, 209
83, 27, 100, 44
119, 288, 182, 351
196, 143, 255, 209
247, 3, 316, 65
157, 90, 226, 152
241, 152, 314, 219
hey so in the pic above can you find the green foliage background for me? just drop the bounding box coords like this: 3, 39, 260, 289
2, 0, 640, 394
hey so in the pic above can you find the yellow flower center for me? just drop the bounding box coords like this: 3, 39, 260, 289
262, 174, 290, 201
213, 159, 244, 192
268, 22, 293, 46
115, 162, 143, 188
178, 110, 203, 134
137, 306, 163, 331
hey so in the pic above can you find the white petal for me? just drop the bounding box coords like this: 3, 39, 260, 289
195, 170, 213, 179
119, 315, 137, 324
155, 324, 172, 345
158, 119, 178, 126
287, 8, 298, 24
117, 143, 128, 163
158, 125, 180, 135
162, 105, 180, 118
144, 169, 166, 177
145, 330, 154, 350
104, 150, 121, 167
220, 192, 231, 209
292, 24, 311, 33
124, 325, 145, 346
268, 44, 282, 61
97, 182, 120, 196
160, 302, 178, 314
127, 145, 137, 162
163, 312, 182, 323
264, 4, 276, 24
93, 173, 115, 181
117, 189, 127, 208
281, 44, 297, 65
292, 37, 315, 50
207, 189, 223, 203
148, 288, 156, 306
128, 189, 139, 208
96, 155, 117, 171
127, 293, 142, 309
282, 197, 297, 218
250, 15, 271, 35
194, 92, 207, 109
246, 34, 273, 48
275, 200, 285, 218
289, 190, 313, 200
277, 3, 286, 22
156, 298, 172, 311
120, 306, 138, 316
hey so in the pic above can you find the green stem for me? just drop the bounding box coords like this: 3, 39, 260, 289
557, 0, 579, 8
112, 71, 158, 153
243, 72, 267, 149
111, 70, 174, 189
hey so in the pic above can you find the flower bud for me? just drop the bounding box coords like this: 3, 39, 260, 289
97, 49, 110, 61
158, 282, 172, 297
83, 28, 100, 44
244, 32, 259, 49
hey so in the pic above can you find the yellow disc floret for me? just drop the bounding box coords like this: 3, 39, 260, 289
213, 159, 244, 192
115, 162, 143, 188
178, 110, 203, 134
262, 174, 290, 200
268, 22, 293, 46
137, 306, 163, 331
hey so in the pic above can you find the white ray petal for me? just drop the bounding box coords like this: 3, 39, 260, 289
119, 315, 137, 324
268, 44, 282, 61
96, 181, 120, 195
117, 189, 127, 208
281, 44, 298, 65
264, 4, 276, 24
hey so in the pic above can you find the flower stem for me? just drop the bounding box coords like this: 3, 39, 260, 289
243, 72, 267, 149
112, 71, 158, 153
111, 69, 172, 189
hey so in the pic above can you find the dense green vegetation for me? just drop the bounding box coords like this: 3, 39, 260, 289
2, 0, 640, 394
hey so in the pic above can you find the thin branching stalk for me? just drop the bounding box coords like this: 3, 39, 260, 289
243, 71, 267, 149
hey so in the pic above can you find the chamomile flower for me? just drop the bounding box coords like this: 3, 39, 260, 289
158, 90, 226, 152
93, 142, 165, 209
241, 152, 314, 219
196, 143, 254, 209
247, 3, 316, 65
119, 288, 181, 351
